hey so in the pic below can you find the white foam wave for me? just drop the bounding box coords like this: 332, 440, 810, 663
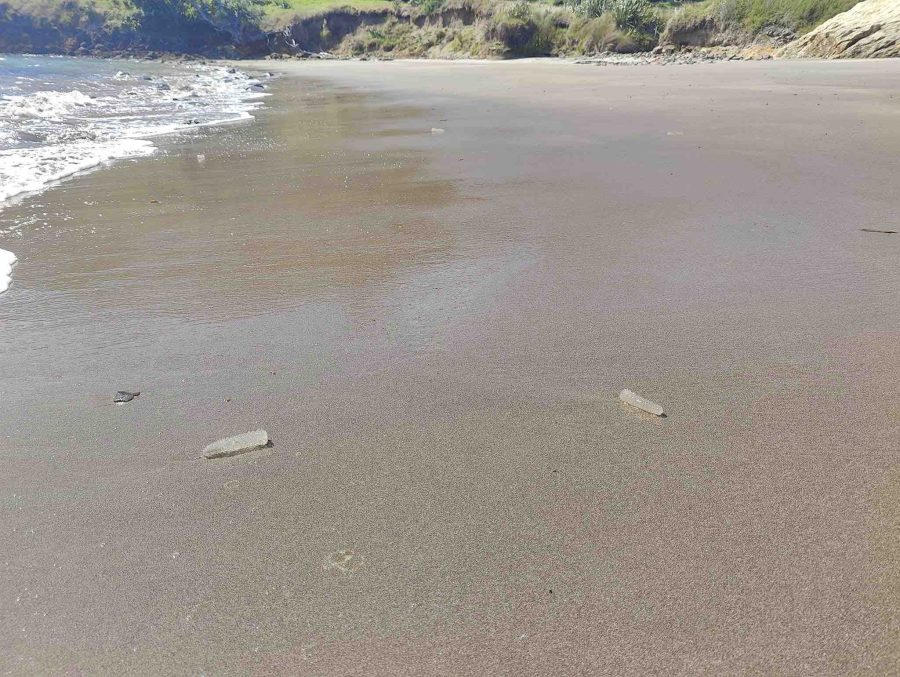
0, 139, 156, 204
0, 64, 266, 211
1, 89, 97, 120
201, 111, 255, 127
0, 247, 16, 295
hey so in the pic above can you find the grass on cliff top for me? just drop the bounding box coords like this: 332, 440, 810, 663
7, 0, 862, 33
258, 0, 393, 25
257, 0, 534, 24
3, 0, 395, 30
4, 0, 137, 27
671, 0, 860, 35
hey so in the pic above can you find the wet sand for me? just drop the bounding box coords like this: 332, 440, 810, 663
1, 59, 898, 675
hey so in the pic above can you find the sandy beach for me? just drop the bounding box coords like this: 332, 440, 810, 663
1, 58, 898, 674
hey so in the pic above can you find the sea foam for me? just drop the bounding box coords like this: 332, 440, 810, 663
0, 248, 16, 294
1, 89, 97, 120
0, 59, 268, 298
0, 61, 267, 210
0, 138, 156, 204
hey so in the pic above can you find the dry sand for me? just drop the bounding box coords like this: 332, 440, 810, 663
0, 58, 898, 675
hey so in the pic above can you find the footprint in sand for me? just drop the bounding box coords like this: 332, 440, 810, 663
324, 550, 364, 574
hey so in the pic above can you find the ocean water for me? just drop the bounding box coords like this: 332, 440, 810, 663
0, 54, 267, 293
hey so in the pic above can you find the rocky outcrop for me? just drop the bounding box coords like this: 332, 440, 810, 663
661, 16, 739, 48
253, 9, 392, 56
781, 0, 900, 58
660, 15, 795, 51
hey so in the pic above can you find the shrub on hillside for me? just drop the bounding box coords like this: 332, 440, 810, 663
562, 13, 637, 52
665, 0, 859, 41
488, 2, 565, 56
410, 0, 447, 15
567, 0, 651, 31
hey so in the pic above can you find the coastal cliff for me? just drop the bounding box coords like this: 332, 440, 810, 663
0, 0, 262, 56
781, 0, 900, 58
0, 0, 897, 59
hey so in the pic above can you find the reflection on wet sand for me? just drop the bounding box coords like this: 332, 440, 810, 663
0, 80, 457, 324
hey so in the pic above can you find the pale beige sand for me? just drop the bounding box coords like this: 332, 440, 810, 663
0, 59, 898, 675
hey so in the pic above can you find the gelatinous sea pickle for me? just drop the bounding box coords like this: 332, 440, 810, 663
619, 389, 665, 417
203, 430, 271, 459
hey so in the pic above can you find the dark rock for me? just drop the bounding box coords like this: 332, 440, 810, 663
114, 391, 140, 403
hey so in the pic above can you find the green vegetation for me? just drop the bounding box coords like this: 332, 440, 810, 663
0, 0, 274, 53
560, 13, 639, 52
562, 0, 675, 49
722, 0, 858, 33
3, 0, 267, 31
0, 0, 865, 56
2, 0, 134, 29
343, 17, 479, 56
335, 0, 661, 57
568, 0, 651, 31
257, 0, 393, 27
666, 0, 859, 38
6, 0, 254, 22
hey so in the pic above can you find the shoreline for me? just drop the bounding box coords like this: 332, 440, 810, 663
1, 45, 788, 65
0, 56, 268, 226
1, 59, 898, 673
